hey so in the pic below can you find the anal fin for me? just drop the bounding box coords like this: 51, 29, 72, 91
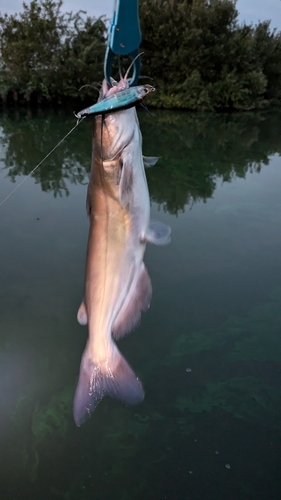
112, 264, 152, 340
143, 155, 160, 168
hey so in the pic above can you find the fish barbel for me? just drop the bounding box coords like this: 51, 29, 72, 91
73, 80, 171, 426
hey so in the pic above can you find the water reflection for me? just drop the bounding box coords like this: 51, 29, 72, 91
0, 108, 91, 197
1, 109, 281, 211
143, 110, 281, 214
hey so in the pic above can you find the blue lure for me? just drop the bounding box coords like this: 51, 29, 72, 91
75, 84, 154, 119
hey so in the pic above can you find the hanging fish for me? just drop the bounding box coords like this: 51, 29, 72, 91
73, 79, 171, 426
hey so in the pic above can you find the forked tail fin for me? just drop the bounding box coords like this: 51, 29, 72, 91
73, 343, 144, 426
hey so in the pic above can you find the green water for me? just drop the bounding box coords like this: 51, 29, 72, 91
1, 108, 281, 499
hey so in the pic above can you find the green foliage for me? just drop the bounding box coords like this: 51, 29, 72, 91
31, 386, 73, 441
0, 0, 106, 103
0, 0, 281, 109
253, 21, 281, 102
140, 0, 281, 110
59, 15, 106, 99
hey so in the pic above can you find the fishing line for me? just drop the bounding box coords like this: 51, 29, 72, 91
0, 115, 86, 207
79, 84, 100, 93
101, 114, 105, 161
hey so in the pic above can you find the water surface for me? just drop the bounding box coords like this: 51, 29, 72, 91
0, 108, 281, 499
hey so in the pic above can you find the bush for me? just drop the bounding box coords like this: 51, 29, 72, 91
1, 0, 281, 110
139, 0, 281, 110
0, 0, 106, 103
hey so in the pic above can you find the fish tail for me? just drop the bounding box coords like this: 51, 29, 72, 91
73, 343, 144, 426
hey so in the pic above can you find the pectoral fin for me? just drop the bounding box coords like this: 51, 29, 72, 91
143, 156, 160, 167
112, 264, 152, 340
143, 220, 171, 246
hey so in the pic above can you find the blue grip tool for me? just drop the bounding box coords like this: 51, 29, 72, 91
104, 0, 142, 87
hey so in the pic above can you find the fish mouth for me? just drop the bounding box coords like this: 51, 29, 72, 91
94, 80, 154, 160
96, 123, 135, 162
94, 110, 136, 161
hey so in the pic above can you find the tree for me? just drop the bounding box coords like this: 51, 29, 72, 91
139, 0, 279, 110
0, 0, 106, 103
60, 15, 106, 100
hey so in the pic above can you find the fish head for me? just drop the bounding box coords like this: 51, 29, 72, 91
94, 108, 137, 162
94, 80, 149, 161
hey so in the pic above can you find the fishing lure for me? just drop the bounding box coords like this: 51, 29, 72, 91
75, 84, 154, 119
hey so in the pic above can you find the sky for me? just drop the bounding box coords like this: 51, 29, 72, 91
0, 0, 281, 32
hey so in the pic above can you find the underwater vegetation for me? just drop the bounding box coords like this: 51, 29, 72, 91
1, 286, 281, 498
6, 359, 73, 483
169, 287, 281, 429
170, 288, 281, 361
